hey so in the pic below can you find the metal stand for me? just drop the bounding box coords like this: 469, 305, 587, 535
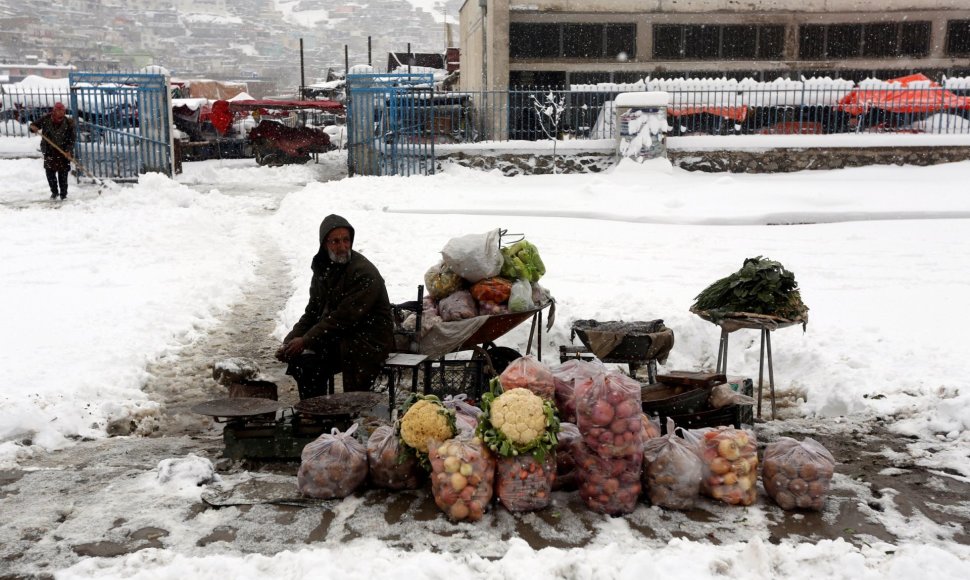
715, 327, 776, 420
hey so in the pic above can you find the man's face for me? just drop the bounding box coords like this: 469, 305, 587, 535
326, 227, 352, 264
52, 105, 66, 123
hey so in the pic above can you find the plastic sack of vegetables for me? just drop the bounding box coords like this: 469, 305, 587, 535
441, 229, 504, 284
576, 443, 642, 515
552, 359, 608, 423
684, 426, 759, 506
508, 279, 535, 313
640, 413, 662, 441
297, 424, 368, 499
575, 370, 644, 458
470, 276, 513, 304
477, 378, 560, 512
762, 437, 835, 511
499, 354, 555, 401
553, 422, 582, 491
397, 394, 457, 468
438, 290, 479, 322
496, 454, 556, 512
442, 394, 482, 436
478, 300, 510, 316
428, 435, 495, 522
366, 424, 423, 491
641, 418, 703, 510
500, 240, 546, 282
424, 261, 464, 300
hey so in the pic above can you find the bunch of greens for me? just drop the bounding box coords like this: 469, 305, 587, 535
500, 240, 546, 282
692, 256, 808, 321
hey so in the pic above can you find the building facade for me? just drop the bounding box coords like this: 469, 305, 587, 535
459, 0, 970, 89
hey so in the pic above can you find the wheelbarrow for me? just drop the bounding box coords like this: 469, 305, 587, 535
567, 319, 675, 383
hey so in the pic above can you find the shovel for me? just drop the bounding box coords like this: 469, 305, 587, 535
36, 131, 108, 194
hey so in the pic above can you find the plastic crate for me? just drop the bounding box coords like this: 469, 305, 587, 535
421, 357, 486, 403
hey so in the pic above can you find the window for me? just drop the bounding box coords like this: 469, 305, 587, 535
606, 24, 637, 59
947, 20, 970, 56
799, 25, 825, 59
564, 24, 603, 58
722, 25, 757, 59
799, 22, 930, 59
759, 26, 785, 59
900, 22, 930, 57
654, 25, 683, 59
510, 23, 560, 58
568, 71, 611, 85
654, 24, 787, 60
827, 24, 862, 58
864, 23, 897, 57
511, 22, 636, 60
613, 71, 650, 84
508, 70, 567, 88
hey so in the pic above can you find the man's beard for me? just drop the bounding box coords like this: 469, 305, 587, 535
328, 248, 351, 264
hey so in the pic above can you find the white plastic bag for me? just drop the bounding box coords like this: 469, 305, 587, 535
441, 229, 503, 283
508, 279, 535, 312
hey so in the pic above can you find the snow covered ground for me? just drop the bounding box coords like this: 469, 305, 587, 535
1, 143, 969, 578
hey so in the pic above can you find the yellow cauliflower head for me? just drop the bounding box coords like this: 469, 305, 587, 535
490, 388, 546, 445
399, 398, 456, 454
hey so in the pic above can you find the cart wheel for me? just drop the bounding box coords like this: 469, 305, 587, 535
473, 345, 522, 378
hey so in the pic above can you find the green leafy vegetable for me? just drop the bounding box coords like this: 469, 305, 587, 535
692, 256, 808, 322
500, 240, 546, 282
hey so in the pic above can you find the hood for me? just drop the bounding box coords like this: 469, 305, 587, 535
318, 214, 355, 247
312, 214, 356, 270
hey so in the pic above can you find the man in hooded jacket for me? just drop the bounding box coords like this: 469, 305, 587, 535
275, 214, 394, 399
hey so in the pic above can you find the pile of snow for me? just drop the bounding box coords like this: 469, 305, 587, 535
156, 454, 218, 491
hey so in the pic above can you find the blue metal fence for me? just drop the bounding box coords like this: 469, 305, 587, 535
70, 72, 173, 179
346, 73, 438, 177
1, 72, 173, 179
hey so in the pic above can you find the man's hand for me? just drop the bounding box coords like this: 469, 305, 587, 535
275, 337, 306, 362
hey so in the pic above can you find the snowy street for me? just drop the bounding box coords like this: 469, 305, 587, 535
1, 148, 969, 578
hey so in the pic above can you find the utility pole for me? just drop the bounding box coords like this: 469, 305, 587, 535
299, 38, 306, 99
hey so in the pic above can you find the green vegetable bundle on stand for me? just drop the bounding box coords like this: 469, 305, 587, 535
691, 256, 808, 324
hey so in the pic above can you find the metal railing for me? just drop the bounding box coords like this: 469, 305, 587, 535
427, 85, 970, 142
7, 82, 968, 144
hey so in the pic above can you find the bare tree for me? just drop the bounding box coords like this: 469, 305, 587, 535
530, 91, 566, 174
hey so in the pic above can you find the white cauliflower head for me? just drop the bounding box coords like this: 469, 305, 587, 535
490, 387, 546, 445
400, 398, 456, 454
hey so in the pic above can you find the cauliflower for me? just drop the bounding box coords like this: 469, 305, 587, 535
399, 397, 456, 454
477, 379, 560, 461
491, 388, 546, 445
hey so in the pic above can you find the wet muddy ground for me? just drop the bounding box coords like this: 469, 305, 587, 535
2, 163, 968, 578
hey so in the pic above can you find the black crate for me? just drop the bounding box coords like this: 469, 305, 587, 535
661, 404, 743, 434
421, 357, 487, 404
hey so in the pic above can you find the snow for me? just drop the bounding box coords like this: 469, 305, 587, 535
2, 140, 970, 577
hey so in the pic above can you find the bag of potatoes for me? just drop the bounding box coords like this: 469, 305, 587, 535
762, 437, 835, 511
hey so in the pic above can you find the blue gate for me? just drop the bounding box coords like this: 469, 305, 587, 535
69, 72, 173, 180
346, 73, 436, 177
